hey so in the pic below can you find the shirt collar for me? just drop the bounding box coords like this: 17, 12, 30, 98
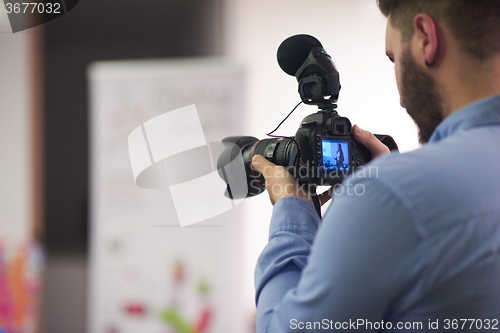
429, 94, 500, 142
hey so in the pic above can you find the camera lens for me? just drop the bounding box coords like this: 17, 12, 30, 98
251, 138, 298, 169
217, 136, 299, 198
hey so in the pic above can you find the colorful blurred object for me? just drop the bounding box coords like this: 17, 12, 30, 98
194, 308, 212, 333
160, 260, 213, 333
123, 302, 147, 317
0, 240, 43, 333
173, 260, 185, 284
161, 309, 192, 333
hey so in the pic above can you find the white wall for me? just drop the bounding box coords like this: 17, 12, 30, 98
223, 0, 420, 319
0, 11, 32, 241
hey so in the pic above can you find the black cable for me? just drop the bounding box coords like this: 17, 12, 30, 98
266, 101, 322, 217
266, 101, 303, 137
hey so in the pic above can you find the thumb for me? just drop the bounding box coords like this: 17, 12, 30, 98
352, 124, 390, 159
251, 154, 275, 173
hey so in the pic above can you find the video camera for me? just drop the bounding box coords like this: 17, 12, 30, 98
218, 34, 398, 199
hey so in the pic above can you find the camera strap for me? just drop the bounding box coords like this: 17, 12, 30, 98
309, 185, 322, 218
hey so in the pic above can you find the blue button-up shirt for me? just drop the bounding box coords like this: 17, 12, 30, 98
255, 95, 500, 332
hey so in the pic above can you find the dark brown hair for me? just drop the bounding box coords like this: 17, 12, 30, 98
377, 0, 500, 60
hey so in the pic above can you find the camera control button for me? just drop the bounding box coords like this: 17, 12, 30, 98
317, 144, 321, 150
316, 136, 321, 142
352, 155, 363, 169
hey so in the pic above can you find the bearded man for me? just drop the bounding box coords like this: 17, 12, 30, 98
252, 1, 500, 332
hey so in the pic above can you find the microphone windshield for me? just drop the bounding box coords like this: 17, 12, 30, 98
277, 34, 323, 76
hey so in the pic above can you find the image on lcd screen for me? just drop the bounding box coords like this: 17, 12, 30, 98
322, 140, 350, 171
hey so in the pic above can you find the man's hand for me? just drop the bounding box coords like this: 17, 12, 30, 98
251, 155, 334, 206
252, 125, 390, 206
251, 155, 307, 205
352, 124, 390, 159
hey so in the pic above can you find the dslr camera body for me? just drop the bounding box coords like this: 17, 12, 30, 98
218, 35, 397, 199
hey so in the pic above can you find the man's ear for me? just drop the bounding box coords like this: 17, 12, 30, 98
413, 14, 439, 67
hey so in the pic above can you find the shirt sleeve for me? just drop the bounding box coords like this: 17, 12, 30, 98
254, 176, 423, 332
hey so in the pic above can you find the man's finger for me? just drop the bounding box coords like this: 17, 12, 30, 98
352, 124, 390, 159
252, 154, 275, 174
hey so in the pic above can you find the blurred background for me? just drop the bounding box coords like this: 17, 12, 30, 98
0, 0, 419, 332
